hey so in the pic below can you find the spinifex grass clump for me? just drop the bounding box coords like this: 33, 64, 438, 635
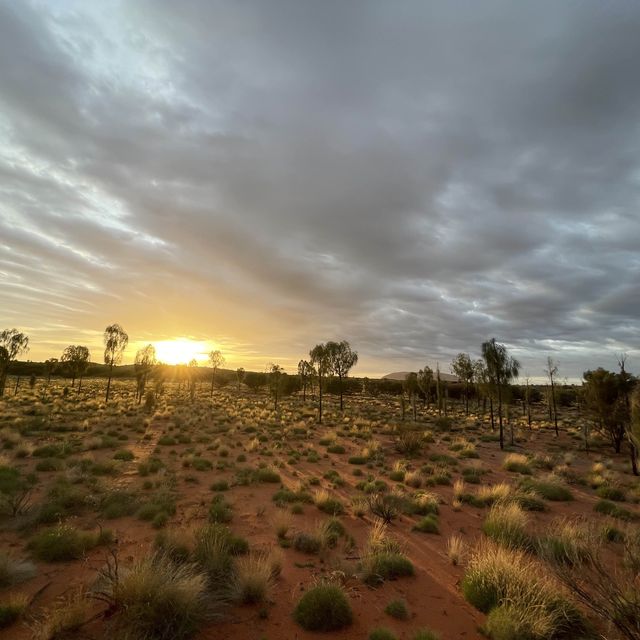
360, 521, 414, 587
293, 581, 353, 631
482, 502, 532, 550
28, 524, 113, 562
96, 552, 211, 640
462, 542, 585, 639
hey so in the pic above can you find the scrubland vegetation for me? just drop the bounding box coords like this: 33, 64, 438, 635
1, 329, 640, 639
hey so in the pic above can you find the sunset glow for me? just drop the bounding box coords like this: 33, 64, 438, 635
153, 339, 213, 366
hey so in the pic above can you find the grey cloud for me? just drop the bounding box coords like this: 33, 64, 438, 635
1, 0, 639, 377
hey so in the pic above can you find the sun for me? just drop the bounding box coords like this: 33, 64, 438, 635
153, 339, 211, 365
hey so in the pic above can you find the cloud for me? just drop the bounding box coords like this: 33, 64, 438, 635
1, 0, 639, 379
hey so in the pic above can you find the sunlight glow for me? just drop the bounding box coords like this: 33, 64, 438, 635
153, 339, 213, 365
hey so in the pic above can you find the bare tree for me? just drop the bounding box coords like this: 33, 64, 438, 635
0, 329, 29, 397
103, 324, 128, 401
134, 344, 157, 403
269, 363, 285, 410
208, 350, 225, 396
61, 345, 91, 390
326, 340, 358, 411
188, 358, 198, 400
309, 343, 332, 424
544, 356, 559, 436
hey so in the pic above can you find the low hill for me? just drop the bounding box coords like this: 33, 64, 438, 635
383, 370, 459, 383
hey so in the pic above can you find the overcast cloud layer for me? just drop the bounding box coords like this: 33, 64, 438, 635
1, 0, 639, 379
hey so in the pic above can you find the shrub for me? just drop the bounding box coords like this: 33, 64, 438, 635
395, 431, 423, 456
369, 628, 397, 640
385, 598, 409, 619
0, 465, 36, 516
292, 531, 322, 554
28, 525, 112, 562
447, 535, 466, 566
208, 495, 233, 523
502, 453, 531, 475
0, 594, 28, 629
482, 503, 531, 550
538, 519, 590, 566
594, 499, 635, 521
31, 589, 91, 640
314, 489, 345, 515
155, 529, 193, 564
413, 515, 439, 534
231, 553, 274, 604
97, 553, 210, 640
327, 444, 345, 454
461, 542, 584, 638
193, 524, 236, 582
595, 485, 626, 502
367, 492, 402, 524
413, 630, 441, 640
520, 477, 572, 502
362, 552, 414, 586
293, 582, 353, 631
256, 468, 281, 483
113, 449, 134, 461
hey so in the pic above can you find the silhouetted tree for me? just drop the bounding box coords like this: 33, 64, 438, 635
134, 344, 157, 403
244, 371, 266, 393
236, 367, 245, 391
326, 341, 358, 411
297, 359, 315, 402
0, 329, 29, 397
451, 352, 474, 415
188, 358, 198, 400
310, 343, 332, 424
545, 356, 560, 436
208, 350, 225, 396
482, 338, 520, 450
435, 364, 443, 416
269, 364, 286, 410
61, 345, 90, 390
103, 324, 128, 401
44, 358, 58, 385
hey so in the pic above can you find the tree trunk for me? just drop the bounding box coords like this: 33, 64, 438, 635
210, 371, 215, 397
105, 363, 113, 401
318, 374, 323, 424
339, 374, 343, 411
489, 396, 495, 432
465, 381, 469, 415
78, 375, 83, 392
14, 376, 21, 395
629, 438, 639, 476
498, 384, 504, 450
551, 378, 558, 436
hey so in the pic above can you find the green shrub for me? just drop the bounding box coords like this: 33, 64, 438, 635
293, 532, 322, 554
0, 595, 28, 629
520, 477, 572, 502
413, 515, 439, 534
211, 480, 229, 491
413, 630, 441, 640
362, 552, 414, 586
28, 525, 112, 562
113, 449, 134, 461
369, 628, 397, 640
594, 499, 635, 521
293, 582, 353, 631
256, 468, 281, 483
384, 598, 409, 620
327, 445, 346, 454
596, 485, 626, 502
208, 495, 233, 523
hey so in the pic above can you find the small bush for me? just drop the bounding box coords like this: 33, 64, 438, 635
594, 499, 635, 521
113, 449, 134, 461
293, 582, 353, 631
208, 495, 233, 523
369, 628, 397, 640
413, 514, 439, 534
520, 477, 572, 502
482, 503, 531, 550
385, 598, 409, 619
502, 453, 531, 475
232, 553, 274, 604
362, 552, 414, 586
0, 594, 28, 629
0, 552, 36, 587
28, 525, 112, 562
293, 531, 322, 554
595, 485, 626, 502
413, 629, 441, 640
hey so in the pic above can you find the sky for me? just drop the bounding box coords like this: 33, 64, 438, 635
1, 1, 639, 380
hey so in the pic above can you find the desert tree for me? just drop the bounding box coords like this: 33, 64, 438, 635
269, 364, 286, 410
309, 343, 333, 424
236, 367, 245, 392
61, 345, 91, 390
451, 352, 474, 415
435, 364, 443, 415
524, 375, 533, 428
403, 372, 419, 421
544, 356, 560, 435
631, 383, 640, 476
297, 359, 315, 402
134, 344, 157, 403
326, 340, 358, 411
417, 365, 433, 408
473, 359, 487, 412
0, 329, 29, 397
44, 358, 58, 385
208, 350, 225, 396
481, 338, 520, 450
188, 358, 198, 400
103, 324, 128, 401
